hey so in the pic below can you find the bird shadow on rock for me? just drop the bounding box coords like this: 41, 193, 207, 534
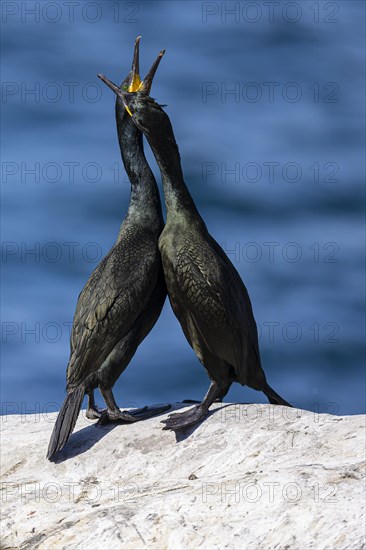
49, 402, 255, 461
49, 405, 174, 463
170, 401, 301, 442
49, 422, 118, 463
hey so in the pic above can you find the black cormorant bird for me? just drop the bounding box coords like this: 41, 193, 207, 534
47, 38, 168, 459
97, 78, 292, 431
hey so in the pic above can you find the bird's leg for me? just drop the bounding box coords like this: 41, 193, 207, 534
262, 382, 292, 407
85, 389, 105, 419
162, 381, 222, 430
183, 380, 230, 405
97, 388, 141, 423
215, 380, 231, 402
97, 387, 170, 425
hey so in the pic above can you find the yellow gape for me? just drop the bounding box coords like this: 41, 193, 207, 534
126, 69, 144, 117
127, 73, 142, 93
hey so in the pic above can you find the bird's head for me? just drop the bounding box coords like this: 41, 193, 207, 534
99, 36, 165, 113
99, 83, 165, 125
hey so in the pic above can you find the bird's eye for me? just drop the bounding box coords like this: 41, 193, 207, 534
122, 84, 128, 91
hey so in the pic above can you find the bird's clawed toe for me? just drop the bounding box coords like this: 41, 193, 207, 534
96, 409, 136, 426
161, 405, 207, 430
127, 403, 171, 420
85, 406, 105, 420
96, 404, 171, 426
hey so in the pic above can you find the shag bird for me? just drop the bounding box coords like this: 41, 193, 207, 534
97, 77, 292, 431
47, 38, 168, 459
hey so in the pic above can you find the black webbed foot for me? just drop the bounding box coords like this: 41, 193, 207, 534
161, 405, 208, 430
96, 409, 142, 425
96, 403, 171, 426
85, 406, 105, 420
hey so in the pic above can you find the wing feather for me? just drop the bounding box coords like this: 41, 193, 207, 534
67, 227, 159, 387
173, 234, 261, 382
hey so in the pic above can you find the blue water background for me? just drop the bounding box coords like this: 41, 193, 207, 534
1, 1, 365, 415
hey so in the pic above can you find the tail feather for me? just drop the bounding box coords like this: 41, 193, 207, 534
47, 386, 85, 459
263, 383, 292, 407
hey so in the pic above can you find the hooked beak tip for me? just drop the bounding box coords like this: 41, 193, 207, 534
97, 73, 122, 97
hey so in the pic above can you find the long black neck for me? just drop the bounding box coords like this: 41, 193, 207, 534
115, 97, 163, 234
143, 112, 203, 226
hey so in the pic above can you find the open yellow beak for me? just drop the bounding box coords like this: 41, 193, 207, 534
128, 73, 142, 93
98, 36, 165, 117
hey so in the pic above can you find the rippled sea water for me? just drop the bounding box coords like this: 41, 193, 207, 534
2, 1, 365, 415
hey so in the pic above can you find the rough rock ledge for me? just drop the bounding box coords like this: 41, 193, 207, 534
1, 403, 365, 549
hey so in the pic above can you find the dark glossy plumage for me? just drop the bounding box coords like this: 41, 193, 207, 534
103, 90, 292, 430
47, 41, 167, 459
66, 224, 164, 390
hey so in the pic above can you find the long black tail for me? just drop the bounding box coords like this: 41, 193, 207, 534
263, 383, 292, 407
47, 386, 85, 459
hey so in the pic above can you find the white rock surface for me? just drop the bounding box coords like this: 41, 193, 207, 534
1, 403, 365, 549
